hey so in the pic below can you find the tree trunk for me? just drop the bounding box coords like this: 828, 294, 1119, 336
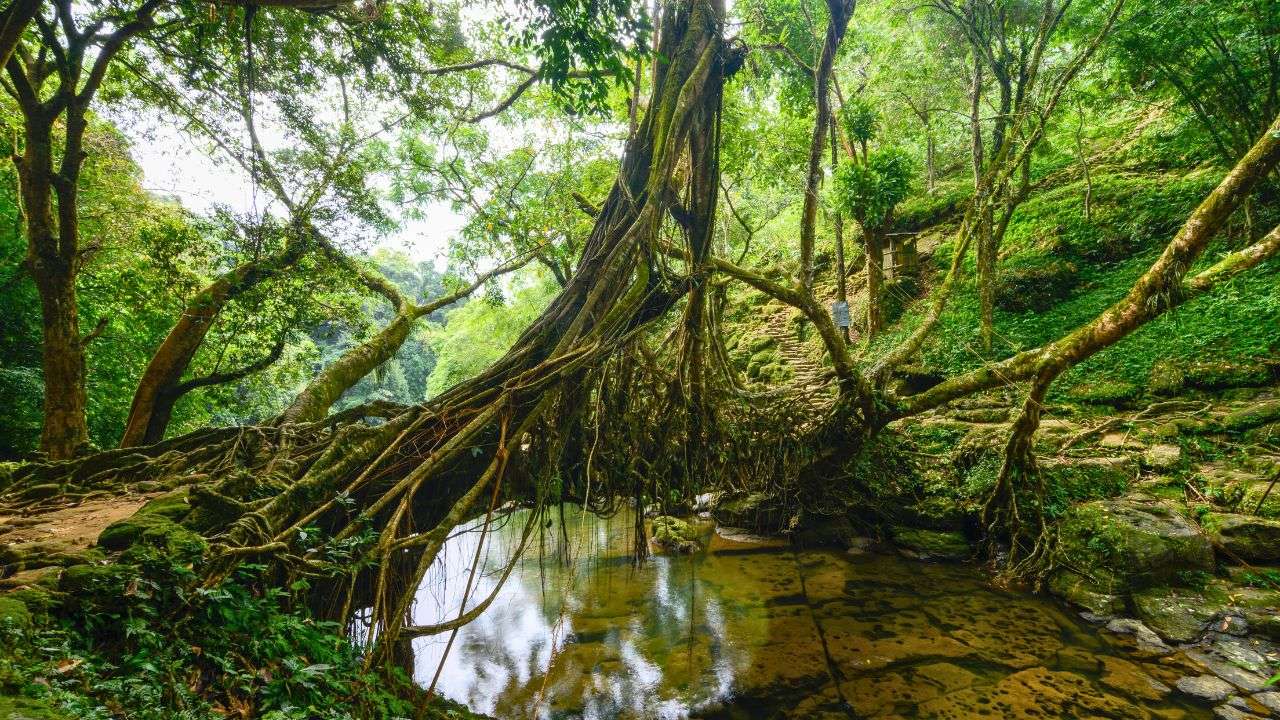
120, 238, 309, 447
864, 226, 885, 338
798, 0, 854, 290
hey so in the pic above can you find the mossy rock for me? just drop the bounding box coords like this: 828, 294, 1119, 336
712, 491, 790, 534
1148, 359, 1186, 397
1040, 456, 1135, 501
1131, 586, 1218, 643
0, 596, 33, 631
651, 516, 700, 554
1222, 400, 1280, 433
0, 541, 105, 572
1063, 380, 1141, 408
1055, 497, 1213, 590
1201, 512, 1280, 563
1184, 360, 1271, 390
0, 696, 73, 720
1046, 569, 1125, 616
119, 521, 207, 565
747, 335, 778, 353
995, 258, 1079, 312
898, 496, 967, 530
1240, 481, 1280, 519
98, 512, 178, 551
890, 526, 971, 561
59, 563, 129, 597
136, 488, 192, 521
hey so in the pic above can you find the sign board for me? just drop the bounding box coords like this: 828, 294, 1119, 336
830, 300, 850, 328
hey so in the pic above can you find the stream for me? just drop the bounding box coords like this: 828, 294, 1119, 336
410, 506, 1212, 719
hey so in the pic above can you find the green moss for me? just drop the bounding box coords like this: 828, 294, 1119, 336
995, 258, 1079, 312
58, 563, 129, 598
0, 696, 72, 720
1222, 400, 1280, 433
1063, 380, 1140, 407
136, 488, 192, 520
890, 527, 971, 561
651, 516, 700, 554
0, 597, 32, 631
1184, 359, 1271, 390
746, 335, 777, 353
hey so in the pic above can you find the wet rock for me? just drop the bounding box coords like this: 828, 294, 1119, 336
890, 527, 970, 561
1176, 675, 1235, 703
1185, 634, 1274, 693
1132, 586, 1216, 643
1252, 692, 1280, 714
1144, 444, 1183, 471
1214, 705, 1265, 719
1203, 513, 1280, 563
650, 516, 700, 554
1056, 497, 1214, 589
1105, 618, 1172, 655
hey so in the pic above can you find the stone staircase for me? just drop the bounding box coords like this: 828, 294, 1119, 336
760, 306, 836, 409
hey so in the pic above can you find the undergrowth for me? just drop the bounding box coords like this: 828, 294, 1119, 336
0, 546, 471, 720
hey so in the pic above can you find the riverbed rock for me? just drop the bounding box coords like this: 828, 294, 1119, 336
1176, 675, 1236, 703
1203, 512, 1280, 563
1099, 656, 1171, 701
890, 527, 971, 561
1252, 692, 1280, 714
1056, 497, 1214, 589
1213, 705, 1265, 720
915, 666, 1149, 719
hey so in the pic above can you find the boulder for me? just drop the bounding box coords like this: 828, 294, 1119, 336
1056, 497, 1214, 589
1203, 512, 1280, 563
1104, 618, 1173, 655
890, 527, 970, 561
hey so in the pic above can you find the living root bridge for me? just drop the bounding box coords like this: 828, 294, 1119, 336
2, 0, 741, 671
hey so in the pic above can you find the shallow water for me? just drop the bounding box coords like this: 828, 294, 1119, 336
411, 507, 1211, 719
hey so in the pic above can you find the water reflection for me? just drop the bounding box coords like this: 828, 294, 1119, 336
411, 506, 1213, 719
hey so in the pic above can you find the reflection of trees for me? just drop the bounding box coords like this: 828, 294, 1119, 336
415, 507, 751, 718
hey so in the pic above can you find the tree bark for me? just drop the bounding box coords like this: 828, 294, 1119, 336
864, 226, 885, 337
